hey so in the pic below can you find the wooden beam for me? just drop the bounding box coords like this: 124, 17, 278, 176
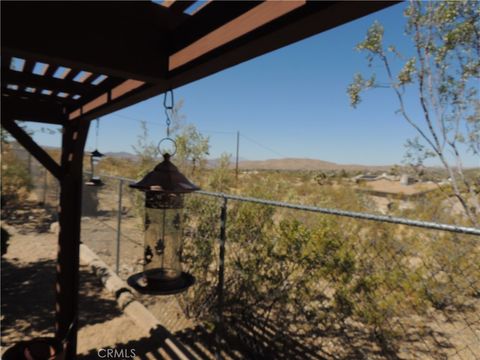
168, 1, 399, 88
1, 2, 180, 83
171, 1, 259, 53
56, 120, 90, 359
0, 119, 62, 179
67, 76, 127, 114
2, 69, 95, 95
163, 0, 195, 14
169, 1, 306, 70
1, 95, 66, 124
2, 88, 74, 107
68, 80, 152, 121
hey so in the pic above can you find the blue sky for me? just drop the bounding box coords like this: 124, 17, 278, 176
26, 3, 478, 167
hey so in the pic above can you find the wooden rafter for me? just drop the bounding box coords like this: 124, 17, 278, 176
170, 1, 259, 53
169, 1, 306, 70
1, 95, 66, 124
162, 0, 196, 14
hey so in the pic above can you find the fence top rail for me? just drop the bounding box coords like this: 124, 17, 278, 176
98, 173, 480, 236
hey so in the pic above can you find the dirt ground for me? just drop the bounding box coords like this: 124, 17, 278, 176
0, 222, 151, 358
0, 201, 220, 360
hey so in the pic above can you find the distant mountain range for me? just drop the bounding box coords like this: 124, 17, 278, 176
102, 151, 388, 171
11, 144, 460, 171
234, 158, 390, 171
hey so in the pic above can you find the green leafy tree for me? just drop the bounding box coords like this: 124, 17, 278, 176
348, 1, 480, 226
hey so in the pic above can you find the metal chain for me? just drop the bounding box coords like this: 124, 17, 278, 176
163, 89, 174, 137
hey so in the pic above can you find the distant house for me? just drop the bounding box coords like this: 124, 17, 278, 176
352, 173, 399, 183
400, 174, 415, 185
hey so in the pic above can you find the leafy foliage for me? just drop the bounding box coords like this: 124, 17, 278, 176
348, 0, 480, 226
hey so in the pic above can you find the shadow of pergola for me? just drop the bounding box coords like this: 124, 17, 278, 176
1, 258, 123, 348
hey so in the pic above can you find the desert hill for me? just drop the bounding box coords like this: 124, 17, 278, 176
237, 158, 390, 171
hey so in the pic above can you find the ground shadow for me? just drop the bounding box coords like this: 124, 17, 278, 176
1, 258, 123, 348
1, 200, 57, 233
77, 326, 200, 360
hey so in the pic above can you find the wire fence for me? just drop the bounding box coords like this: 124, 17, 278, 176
77, 172, 479, 360
3, 146, 479, 359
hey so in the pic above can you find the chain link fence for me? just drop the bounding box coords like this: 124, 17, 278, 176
3, 146, 479, 359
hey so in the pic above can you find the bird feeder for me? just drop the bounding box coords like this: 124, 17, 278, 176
127, 147, 199, 295
85, 149, 104, 186
86, 119, 104, 186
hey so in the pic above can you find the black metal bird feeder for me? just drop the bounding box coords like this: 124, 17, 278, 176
127, 150, 199, 295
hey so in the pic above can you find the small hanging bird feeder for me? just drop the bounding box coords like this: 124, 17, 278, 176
86, 119, 105, 186
85, 149, 105, 186
127, 90, 199, 295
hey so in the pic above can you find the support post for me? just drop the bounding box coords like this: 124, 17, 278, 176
56, 119, 90, 359
215, 197, 228, 359
115, 179, 123, 274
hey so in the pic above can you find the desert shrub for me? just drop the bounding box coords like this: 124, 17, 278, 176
208, 153, 234, 193
177, 169, 480, 356
180, 195, 221, 321
1, 145, 32, 204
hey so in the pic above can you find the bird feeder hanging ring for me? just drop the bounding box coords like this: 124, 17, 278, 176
157, 137, 177, 157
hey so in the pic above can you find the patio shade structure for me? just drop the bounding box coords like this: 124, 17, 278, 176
1, 1, 397, 358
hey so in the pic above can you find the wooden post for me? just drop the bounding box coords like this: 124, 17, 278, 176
1, 118, 89, 358
55, 119, 90, 359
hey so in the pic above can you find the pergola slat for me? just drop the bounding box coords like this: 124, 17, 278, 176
2, 88, 74, 107
2, 55, 13, 70
22, 59, 35, 74
163, 0, 196, 14
44, 64, 58, 78
2, 69, 95, 95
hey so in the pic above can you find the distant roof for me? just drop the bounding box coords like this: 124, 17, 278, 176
1, 1, 397, 125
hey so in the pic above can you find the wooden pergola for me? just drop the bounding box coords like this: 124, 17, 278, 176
1, 1, 396, 357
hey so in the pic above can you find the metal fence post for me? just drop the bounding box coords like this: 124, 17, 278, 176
215, 196, 228, 359
115, 179, 123, 275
